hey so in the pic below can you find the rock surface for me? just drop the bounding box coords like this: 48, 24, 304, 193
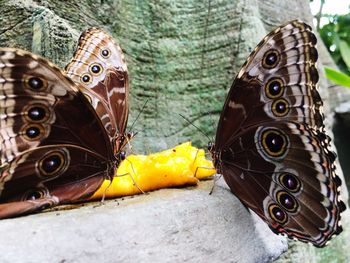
0, 179, 287, 263
0, 0, 349, 262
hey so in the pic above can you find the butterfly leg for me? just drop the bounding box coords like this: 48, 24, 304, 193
191, 148, 201, 177
193, 165, 216, 179
125, 134, 135, 155
193, 165, 220, 195
209, 174, 223, 195
101, 177, 114, 203
115, 158, 147, 195
191, 148, 218, 194
192, 148, 216, 178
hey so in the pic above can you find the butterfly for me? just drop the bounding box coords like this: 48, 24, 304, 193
209, 20, 346, 247
0, 28, 129, 218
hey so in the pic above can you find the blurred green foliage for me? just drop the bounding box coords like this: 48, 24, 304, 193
319, 13, 350, 74
324, 66, 350, 88
317, 10, 350, 87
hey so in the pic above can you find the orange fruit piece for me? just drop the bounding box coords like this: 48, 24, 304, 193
89, 142, 215, 200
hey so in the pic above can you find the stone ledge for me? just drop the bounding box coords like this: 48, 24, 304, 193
0, 179, 287, 263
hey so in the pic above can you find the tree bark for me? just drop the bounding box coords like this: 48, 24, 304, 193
1, 0, 340, 151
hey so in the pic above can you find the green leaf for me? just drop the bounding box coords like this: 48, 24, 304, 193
339, 40, 350, 70
324, 67, 350, 88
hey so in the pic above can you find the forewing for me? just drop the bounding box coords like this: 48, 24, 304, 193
216, 20, 320, 149
0, 48, 113, 218
65, 28, 129, 141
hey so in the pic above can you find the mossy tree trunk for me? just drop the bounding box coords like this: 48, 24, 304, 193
1, 0, 341, 151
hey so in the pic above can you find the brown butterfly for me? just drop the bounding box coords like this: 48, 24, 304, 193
209, 20, 345, 247
0, 28, 129, 218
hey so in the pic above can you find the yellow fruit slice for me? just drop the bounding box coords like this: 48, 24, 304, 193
89, 142, 215, 200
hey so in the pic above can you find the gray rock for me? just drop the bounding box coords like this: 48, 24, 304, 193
0, 179, 287, 263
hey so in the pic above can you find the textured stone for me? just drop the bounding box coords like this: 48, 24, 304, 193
0, 180, 287, 263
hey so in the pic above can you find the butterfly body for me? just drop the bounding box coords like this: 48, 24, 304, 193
210, 20, 345, 247
0, 28, 129, 218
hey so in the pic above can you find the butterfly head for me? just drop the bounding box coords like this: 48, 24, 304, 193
115, 151, 127, 166
113, 132, 135, 162
207, 141, 214, 152
112, 150, 127, 172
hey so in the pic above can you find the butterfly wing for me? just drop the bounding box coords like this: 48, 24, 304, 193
65, 28, 129, 152
213, 20, 345, 247
0, 48, 113, 218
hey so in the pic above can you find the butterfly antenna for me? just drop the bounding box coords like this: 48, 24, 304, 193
129, 99, 149, 132
209, 112, 217, 142
179, 113, 212, 142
